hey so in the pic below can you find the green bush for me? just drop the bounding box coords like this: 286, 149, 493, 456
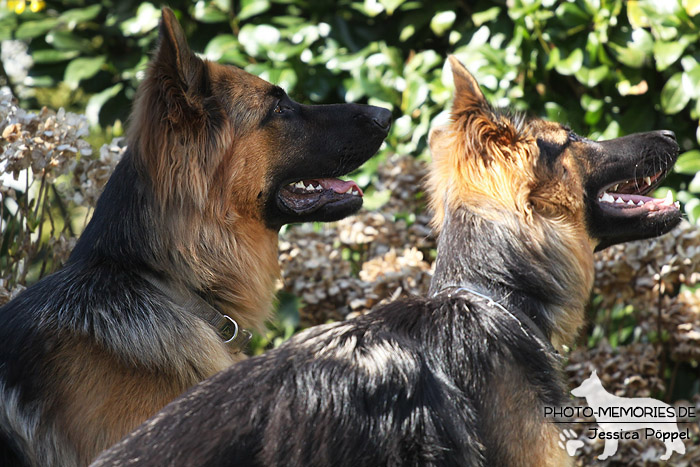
4, 0, 700, 221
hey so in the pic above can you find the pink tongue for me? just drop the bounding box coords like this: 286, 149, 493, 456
316, 178, 363, 196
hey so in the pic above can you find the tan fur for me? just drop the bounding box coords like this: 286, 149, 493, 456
483, 363, 573, 467
50, 334, 235, 465
128, 38, 281, 332
428, 59, 595, 349
57, 12, 280, 463
427, 57, 597, 464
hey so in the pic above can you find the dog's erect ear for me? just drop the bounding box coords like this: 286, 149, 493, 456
448, 55, 489, 112
156, 8, 207, 98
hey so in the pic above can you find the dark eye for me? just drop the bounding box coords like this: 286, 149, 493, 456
536, 138, 566, 166
274, 102, 292, 114
568, 132, 582, 142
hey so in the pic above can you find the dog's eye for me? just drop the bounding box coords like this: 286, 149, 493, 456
274, 103, 292, 114
537, 138, 565, 165
568, 132, 583, 142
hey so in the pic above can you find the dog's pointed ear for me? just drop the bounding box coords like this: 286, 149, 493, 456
448, 56, 489, 113
156, 8, 206, 97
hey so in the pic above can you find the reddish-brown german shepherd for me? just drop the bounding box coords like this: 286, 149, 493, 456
92, 57, 680, 467
0, 8, 390, 466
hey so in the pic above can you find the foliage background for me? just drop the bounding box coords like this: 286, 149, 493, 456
1, 0, 699, 464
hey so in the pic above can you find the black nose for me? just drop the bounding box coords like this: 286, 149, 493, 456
659, 130, 676, 140
369, 107, 392, 131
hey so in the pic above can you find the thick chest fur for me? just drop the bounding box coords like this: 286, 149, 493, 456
47, 335, 237, 465
0, 316, 238, 467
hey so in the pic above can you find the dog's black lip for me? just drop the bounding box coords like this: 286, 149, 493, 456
276, 183, 362, 215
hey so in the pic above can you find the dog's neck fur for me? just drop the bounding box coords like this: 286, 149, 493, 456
429, 207, 592, 349
69, 149, 279, 333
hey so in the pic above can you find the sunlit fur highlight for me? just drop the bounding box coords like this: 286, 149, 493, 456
128, 37, 280, 331
428, 57, 593, 349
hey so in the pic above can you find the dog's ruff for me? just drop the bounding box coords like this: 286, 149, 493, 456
434, 284, 556, 354
143, 274, 252, 351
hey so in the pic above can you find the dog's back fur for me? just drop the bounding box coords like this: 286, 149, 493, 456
94, 296, 564, 467
92, 57, 681, 466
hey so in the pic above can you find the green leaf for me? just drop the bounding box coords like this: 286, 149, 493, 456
627, 1, 649, 28
685, 198, 700, 224
239, 24, 281, 56
555, 48, 583, 75
59, 5, 102, 27
686, 0, 700, 16
238, 0, 270, 20
120, 3, 160, 36
660, 73, 691, 114
575, 64, 608, 87
430, 11, 456, 36
653, 39, 689, 71
64, 56, 106, 91
194, 1, 228, 23
399, 24, 415, 41
277, 68, 298, 91
0, 13, 17, 40
675, 150, 700, 174
688, 172, 700, 193
86, 83, 123, 127
204, 34, 239, 61
46, 31, 93, 53
16, 18, 59, 40
472, 6, 501, 26
556, 2, 590, 27
581, 94, 603, 112
683, 65, 700, 99
359, 0, 385, 17
402, 78, 429, 113
379, 0, 406, 15
31, 49, 80, 64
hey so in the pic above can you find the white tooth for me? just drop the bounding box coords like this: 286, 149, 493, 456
615, 197, 625, 204
637, 200, 644, 206
627, 200, 635, 206
663, 190, 673, 205
674, 201, 680, 208
315, 185, 323, 192
351, 189, 359, 195
601, 193, 615, 203
645, 177, 652, 185
295, 181, 305, 189
305, 184, 315, 192
613, 184, 620, 191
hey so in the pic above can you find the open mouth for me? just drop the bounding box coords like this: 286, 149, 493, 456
278, 178, 363, 215
597, 170, 679, 216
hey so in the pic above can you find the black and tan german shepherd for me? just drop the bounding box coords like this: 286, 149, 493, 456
0, 8, 390, 466
92, 57, 681, 467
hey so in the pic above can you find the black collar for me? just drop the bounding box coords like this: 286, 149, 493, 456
434, 284, 557, 355
144, 274, 252, 353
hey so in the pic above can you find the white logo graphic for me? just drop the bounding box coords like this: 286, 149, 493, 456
569, 370, 687, 460
557, 428, 584, 456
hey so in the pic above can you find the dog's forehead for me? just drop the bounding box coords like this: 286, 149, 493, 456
528, 119, 568, 145
209, 62, 275, 101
